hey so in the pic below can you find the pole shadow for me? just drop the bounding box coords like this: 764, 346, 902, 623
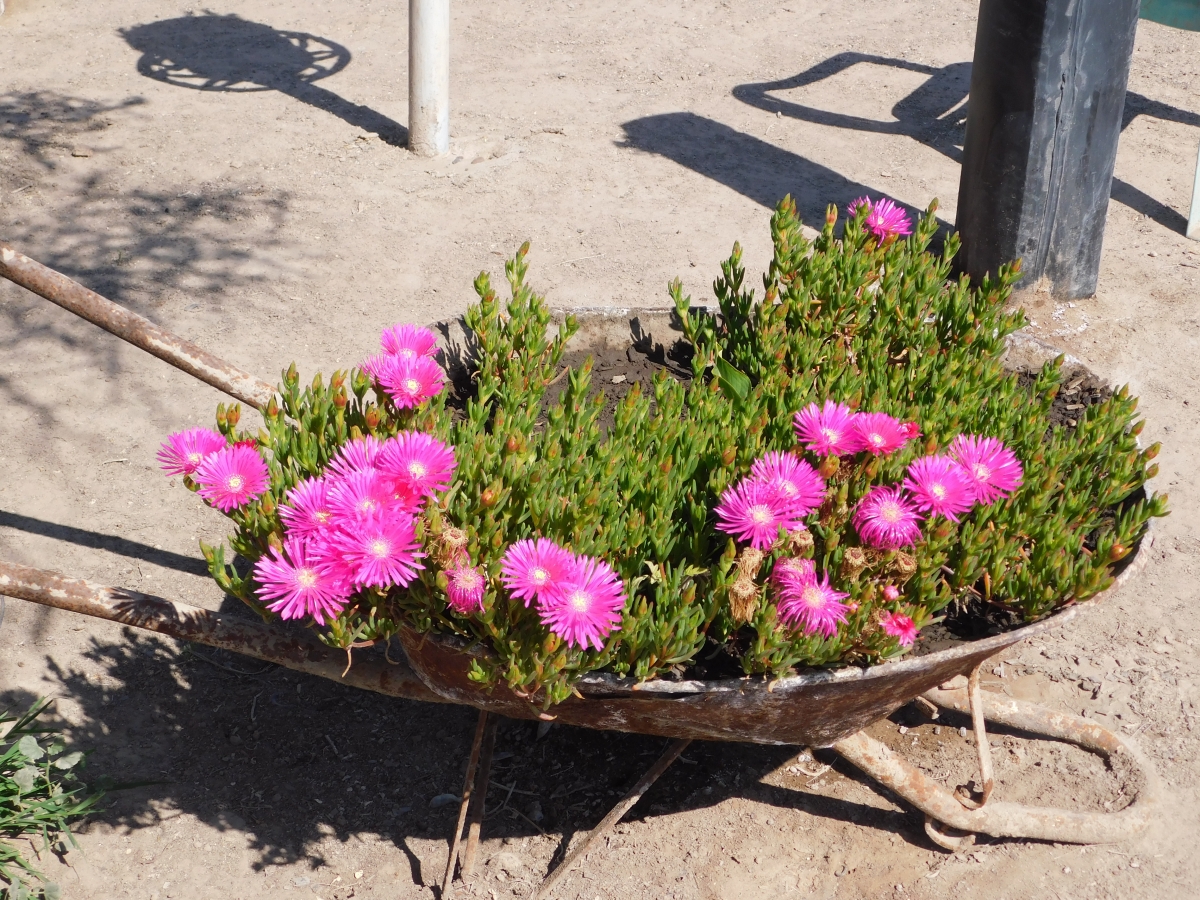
120, 12, 406, 147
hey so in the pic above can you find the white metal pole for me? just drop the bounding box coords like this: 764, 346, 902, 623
409, 0, 450, 157
1187, 139, 1200, 241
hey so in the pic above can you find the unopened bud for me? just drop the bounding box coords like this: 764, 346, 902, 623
365, 407, 382, 429
818, 455, 840, 479
333, 390, 348, 409
1109, 543, 1128, 562
481, 489, 497, 507
722, 447, 737, 467
507, 435, 519, 453
227, 405, 241, 428
1144, 442, 1160, 461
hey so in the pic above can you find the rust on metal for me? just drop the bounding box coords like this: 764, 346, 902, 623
0, 561, 439, 704
832, 683, 1160, 844
0, 240, 277, 410
442, 710, 490, 897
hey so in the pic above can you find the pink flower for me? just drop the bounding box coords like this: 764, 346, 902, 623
852, 413, 909, 456
900, 421, 921, 441
750, 451, 826, 518
328, 470, 394, 520
882, 584, 901, 602
949, 435, 1024, 505
793, 401, 859, 456
881, 611, 919, 647
446, 560, 486, 614
500, 538, 575, 606
771, 556, 816, 591
330, 511, 423, 589
194, 445, 270, 512
902, 455, 975, 522
714, 479, 799, 550
254, 537, 350, 625
777, 570, 850, 638
538, 556, 626, 651
380, 324, 439, 359
157, 427, 227, 476
379, 431, 456, 499
327, 436, 386, 479
375, 355, 445, 409
852, 485, 923, 549
280, 477, 336, 538
848, 196, 913, 241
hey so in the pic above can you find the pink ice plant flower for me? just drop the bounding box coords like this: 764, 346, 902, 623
500, 538, 575, 606
327, 435, 387, 478
157, 427, 228, 476
851, 412, 910, 456
193, 445, 270, 512
881, 611, 919, 647
380, 323, 439, 359
379, 431, 456, 499
852, 485, 923, 549
848, 196, 913, 241
446, 560, 487, 614
254, 537, 350, 625
882, 584, 901, 602
279, 476, 336, 538
900, 421, 922, 442
793, 400, 859, 456
949, 435, 1024, 505
375, 355, 445, 409
777, 570, 850, 638
328, 470, 396, 520
538, 556, 626, 651
330, 511, 423, 590
714, 479, 799, 550
902, 455, 975, 522
750, 451, 826, 519
771, 556, 816, 591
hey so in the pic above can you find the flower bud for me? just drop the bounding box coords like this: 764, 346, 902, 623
481, 489, 497, 507
333, 390, 348, 409
227, 405, 241, 428
722, 447, 737, 467
818, 455, 840, 479
1109, 543, 1128, 562
1144, 442, 1160, 461
365, 408, 382, 429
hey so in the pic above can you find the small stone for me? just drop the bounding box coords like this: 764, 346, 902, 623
611, 374, 627, 384
1130, 859, 1141, 868
958, 726, 968, 738
898, 725, 909, 734
354, 871, 363, 879
71, 146, 93, 158
1063, 866, 1071, 874
429, 793, 459, 808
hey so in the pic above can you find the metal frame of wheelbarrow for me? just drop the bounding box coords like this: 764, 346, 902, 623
0, 241, 1161, 897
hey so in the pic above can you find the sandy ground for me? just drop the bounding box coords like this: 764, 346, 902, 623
2, 0, 1199, 897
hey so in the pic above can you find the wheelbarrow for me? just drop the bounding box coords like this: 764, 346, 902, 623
0, 241, 1160, 897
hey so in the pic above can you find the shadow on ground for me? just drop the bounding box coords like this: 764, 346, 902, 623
120, 12, 406, 147
5, 630, 929, 889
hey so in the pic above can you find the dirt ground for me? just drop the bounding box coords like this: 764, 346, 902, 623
2, 0, 1199, 897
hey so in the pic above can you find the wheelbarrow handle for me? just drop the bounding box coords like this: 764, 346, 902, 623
0, 240, 277, 411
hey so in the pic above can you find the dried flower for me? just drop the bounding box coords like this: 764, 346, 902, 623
852, 485, 923, 549
880, 611, 919, 647
254, 537, 349, 625
848, 196, 913, 241
750, 451, 826, 518
157, 427, 227, 476
714, 479, 799, 550
793, 401, 859, 456
777, 570, 850, 638
380, 323, 439, 359
500, 538, 575, 606
446, 560, 486, 614
280, 476, 336, 538
902, 455, 975, 522
538, 556, 626, 650
736, 547, 765, 577
851, 413, 909, 456
728, 573, 759, 623
436, 526, 469, 565
839, 547, 868, 581
194, 445, 270, 512
949, 435, 1024, 505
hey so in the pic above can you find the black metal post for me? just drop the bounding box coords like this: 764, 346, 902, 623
956, 0, 1141, 299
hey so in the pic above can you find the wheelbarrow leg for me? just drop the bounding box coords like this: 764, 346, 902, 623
461, 712, 499, 878
831, 677, 1161, 845
442, 710, 491, 896
530, 738, 691, 900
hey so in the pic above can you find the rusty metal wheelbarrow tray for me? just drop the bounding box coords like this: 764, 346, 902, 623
0, 241, 1160, 853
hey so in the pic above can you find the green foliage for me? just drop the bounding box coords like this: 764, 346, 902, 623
1, 699, 103, 899
198, 198, 1167, 710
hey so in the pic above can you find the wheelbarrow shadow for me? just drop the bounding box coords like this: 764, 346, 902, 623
119, 12, 407, 147
35, 631, 938, 889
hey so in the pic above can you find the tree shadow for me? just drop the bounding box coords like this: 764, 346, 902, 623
726, 52, 1200, 235
119, 12, 406, 147
0, 89, 295, 425
26, 629, 937, 890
